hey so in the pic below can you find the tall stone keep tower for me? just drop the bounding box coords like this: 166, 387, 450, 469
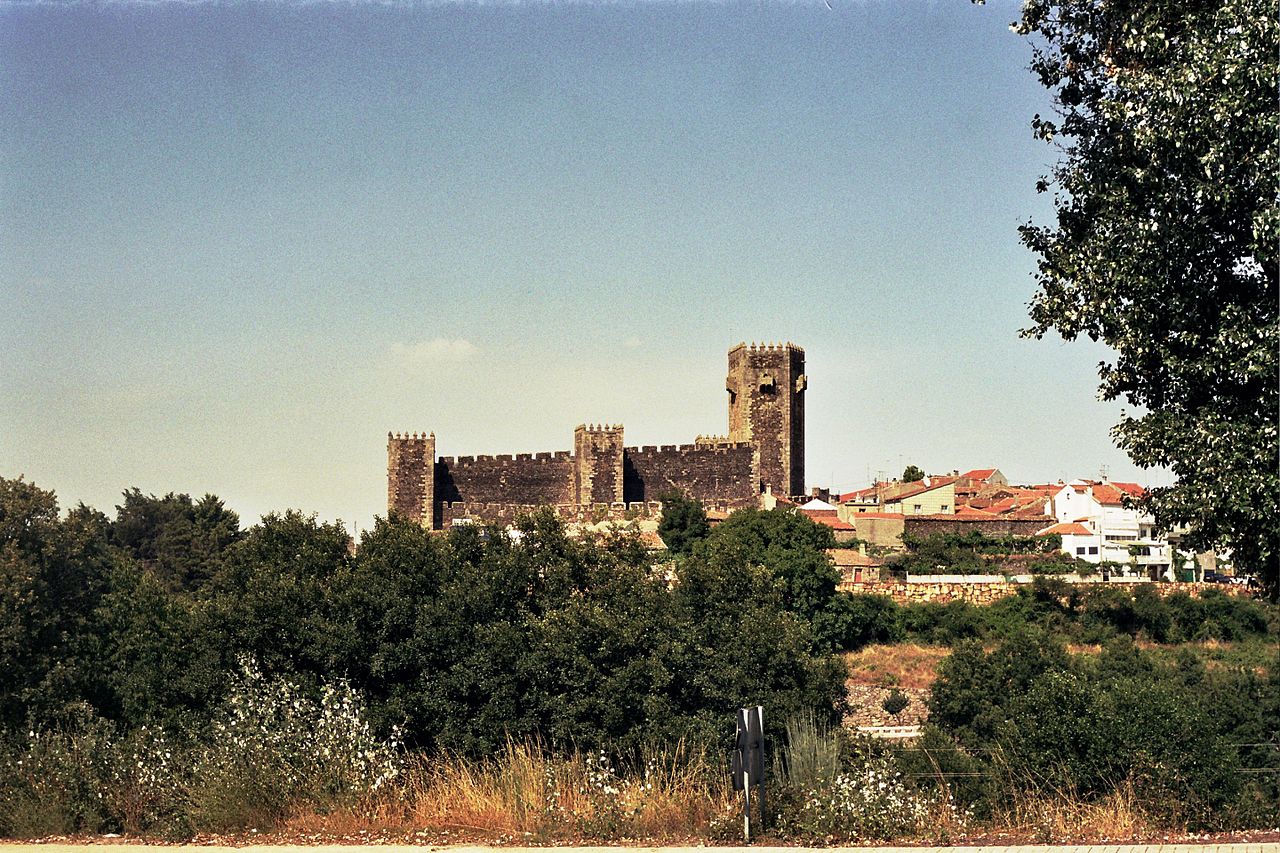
727, 342, 806, 497
387, 432, 435, 524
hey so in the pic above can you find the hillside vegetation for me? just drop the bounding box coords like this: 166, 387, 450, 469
0, 477, 1275, 841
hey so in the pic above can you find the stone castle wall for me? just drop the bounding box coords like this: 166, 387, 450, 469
622, 442, 758, 506
435, 452, 573, 506
439, 500, 665, 528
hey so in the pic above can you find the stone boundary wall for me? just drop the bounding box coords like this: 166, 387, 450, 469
623, 443, 758, 505
903, 516, 1050, 538
837, 579, 1250, 605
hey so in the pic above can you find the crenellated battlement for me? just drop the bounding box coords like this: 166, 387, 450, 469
436, 451, 571, 467
388, 431, 435, 442
627, 441, 752, 455
728, 340, 805, 355
575, 423, 624, 434
439, 500, 664, 513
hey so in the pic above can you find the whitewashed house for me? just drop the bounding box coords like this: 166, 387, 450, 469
1045, 480, 1173, 578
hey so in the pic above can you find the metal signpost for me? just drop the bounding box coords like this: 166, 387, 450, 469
731, 705, 765, 842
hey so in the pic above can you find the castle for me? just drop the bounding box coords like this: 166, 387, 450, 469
387, 342, 806, 529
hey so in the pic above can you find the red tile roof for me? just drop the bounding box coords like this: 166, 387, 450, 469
1091, 482, 1145, 506
961, 468, 998, 480
811, 515, 856, 531
839, 486, 880, 502
885, 477, 958, 501
1038, 522, 1093, 537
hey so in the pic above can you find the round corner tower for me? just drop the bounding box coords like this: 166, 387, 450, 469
727, 342, 806, 497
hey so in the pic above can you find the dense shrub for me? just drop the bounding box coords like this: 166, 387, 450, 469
926, 632, 1279, 829
1, 480, 849, 761
0, 668, 402, 838
0, 707, 116, 838
186, 664, 401, 831
892, 579, 1277, 647
889, 531, 1073, 577
818, 593, 904, 650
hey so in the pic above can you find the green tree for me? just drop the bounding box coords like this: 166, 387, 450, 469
98, 560, 218, 730
202, 511, 352, 685
881, 687, 910, 718
696, 509, 839, 630
1014, 0, 1279, 598
656, 491, 710, 555
111, 489, 242, 592
901, 465, 925, 483
0, 478, 117, 728
672, 546, 848, 741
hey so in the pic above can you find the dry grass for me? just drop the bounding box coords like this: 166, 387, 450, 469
284, 740, 735, 842
844, 643, 951, 689
993, 780, 1164, 843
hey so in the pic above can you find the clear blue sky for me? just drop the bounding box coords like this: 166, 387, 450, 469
0, 0, 1166, 528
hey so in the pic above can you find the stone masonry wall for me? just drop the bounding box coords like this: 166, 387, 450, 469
903, 516, 1049, 539
439, 500, 665, 528
623, 441, 758, 506
435, 452, 573, 506
837, 579, 1250, 605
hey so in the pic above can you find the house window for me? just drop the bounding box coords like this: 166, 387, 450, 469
1076, 547, 1086, 555
1089, 546, 1099, 555
913, 504, 922, 513
941, 504, 949, 511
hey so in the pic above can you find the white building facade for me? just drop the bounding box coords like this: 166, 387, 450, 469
1049, 480, 1173, 578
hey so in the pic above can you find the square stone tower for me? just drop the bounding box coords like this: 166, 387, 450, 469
573, 423, 625, 505
387, 432, 435, 524
727, 342, 806, 497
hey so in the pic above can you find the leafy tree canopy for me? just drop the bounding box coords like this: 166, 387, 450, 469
656, 491, 710, 555
696, 508, 838, 623
1014, 0, 1279, 598
0, 478, 116, 728
901, 465, 925, 483
111, 488, 242, 592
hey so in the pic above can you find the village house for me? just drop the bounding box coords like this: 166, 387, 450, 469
1045, 479, 1173, 578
